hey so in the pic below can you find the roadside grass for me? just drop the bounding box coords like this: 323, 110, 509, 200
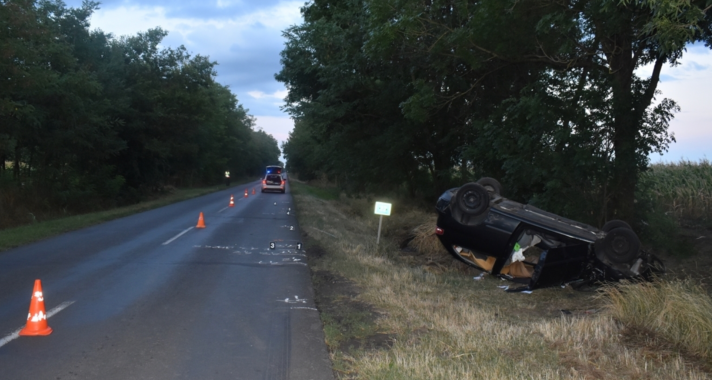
602, 279, 712, 361
0, 185, 224, 251
289, 179, 341, 200
290, 180, 712, 379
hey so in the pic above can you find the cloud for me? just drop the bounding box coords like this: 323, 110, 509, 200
248, 90, 288, 99
639, 44, 712, 82
687, 61, 709, 71
72, 0, 293, 20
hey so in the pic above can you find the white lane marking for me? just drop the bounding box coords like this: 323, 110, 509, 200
218, 206, 229, 213
0, 301, 75, 348
162, 227, 194, 245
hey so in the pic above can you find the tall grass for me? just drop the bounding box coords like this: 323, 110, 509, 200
601, 279, 712, 361
642, 159, 712, 221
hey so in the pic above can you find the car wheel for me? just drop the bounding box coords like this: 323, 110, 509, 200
601, 227, 640, 264
602, 219, 632, 232
476, 177, 503, 196
454, 183, 490, 216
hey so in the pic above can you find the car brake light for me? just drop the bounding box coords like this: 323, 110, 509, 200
262, 179, 266, 184
435, 227, 444, 235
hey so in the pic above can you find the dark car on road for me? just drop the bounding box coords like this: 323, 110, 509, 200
435, 178, 664, 290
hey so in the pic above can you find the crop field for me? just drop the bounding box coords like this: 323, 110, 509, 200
290, 176, 712, 379
643, 160, 712, 222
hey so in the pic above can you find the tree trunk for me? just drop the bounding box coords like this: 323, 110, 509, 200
604, 20, 637, 223
612, 101, 637, 222
431, 151, 451, 197
13, 145, 20, 180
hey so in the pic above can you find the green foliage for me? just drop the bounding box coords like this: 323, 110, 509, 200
289, 181, 340, 201
277, 0, 711, 225
633, 160, 712, 257
641, 159, 712, 222
0, 0, 280, 228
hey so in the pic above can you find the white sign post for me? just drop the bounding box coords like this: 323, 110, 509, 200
374, 202, 392, 245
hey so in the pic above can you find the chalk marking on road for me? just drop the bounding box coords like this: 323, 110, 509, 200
260, 251, 306, 257
259, 261, 308, 266
0, 301, 75, 349
162, 227, 194, 245
195, 245, 234, 250
218, 206, 229, 213
278, 296, 307, 304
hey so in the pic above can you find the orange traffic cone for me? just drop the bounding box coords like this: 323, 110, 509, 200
244, 189, 248, 198
229, 195, 235, 207
19, 279, 53, 336
252, 188, 256, 195
196, 212, 206, 228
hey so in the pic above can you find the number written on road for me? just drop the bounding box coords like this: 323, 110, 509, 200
269, 242, 275, 249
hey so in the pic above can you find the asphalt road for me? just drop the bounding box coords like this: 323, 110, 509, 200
0, 179, 334, 380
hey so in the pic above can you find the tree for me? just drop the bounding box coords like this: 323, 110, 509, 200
278, 0, 459, 196
279, 0, 711, 223
375, 0, 710, 220
0, 0, 279, 225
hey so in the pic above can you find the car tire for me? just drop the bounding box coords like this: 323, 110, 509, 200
601, 227, 640, 264
476, 177, 503, 196
602, 219, 632, 232
454, 183, 490, 216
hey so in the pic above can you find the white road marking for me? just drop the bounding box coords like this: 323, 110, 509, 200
218, 206, 229, 213
277, 296, 307, 304
0, 301, 75, 348
162, 227, 194, 245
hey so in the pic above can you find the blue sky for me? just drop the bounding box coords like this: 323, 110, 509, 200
64, 0, 709, 163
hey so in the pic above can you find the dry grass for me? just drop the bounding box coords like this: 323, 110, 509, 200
601, 279, 712, 361
291, 181, 712, 379
408, 216, 448, 257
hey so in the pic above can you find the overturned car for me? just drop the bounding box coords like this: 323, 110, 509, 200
435, 178, 664, 290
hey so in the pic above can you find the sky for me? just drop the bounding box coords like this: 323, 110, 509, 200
64, 0, 710, 163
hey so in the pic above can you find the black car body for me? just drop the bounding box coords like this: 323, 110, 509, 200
435, 179, 664, 290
